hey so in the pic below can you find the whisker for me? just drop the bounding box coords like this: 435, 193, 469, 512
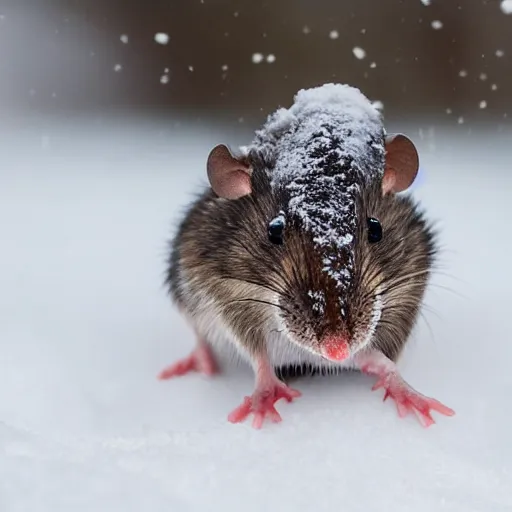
225, 277, 287, 299
426, 283, 470, 301
227, 297, 292, 315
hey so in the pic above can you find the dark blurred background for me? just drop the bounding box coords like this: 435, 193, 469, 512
0, 0, 510, 127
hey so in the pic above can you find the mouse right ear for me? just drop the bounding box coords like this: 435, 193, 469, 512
382, 134, 419, 195
207, 144, 252, 199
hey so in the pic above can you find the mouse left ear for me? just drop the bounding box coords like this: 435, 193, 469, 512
382, 134, 419, 194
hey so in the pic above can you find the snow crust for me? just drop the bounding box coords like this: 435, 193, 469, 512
1, 113, 511, 512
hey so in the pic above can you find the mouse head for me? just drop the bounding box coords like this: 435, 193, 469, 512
205, 84, 429, 365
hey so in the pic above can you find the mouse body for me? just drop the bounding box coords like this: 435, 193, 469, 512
159, 83, 455, 429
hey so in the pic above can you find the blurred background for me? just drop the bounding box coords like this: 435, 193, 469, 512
2, 3, 512, 510
0, 0, 510, 127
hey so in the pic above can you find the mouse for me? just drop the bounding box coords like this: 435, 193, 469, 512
158, 82, 455, 429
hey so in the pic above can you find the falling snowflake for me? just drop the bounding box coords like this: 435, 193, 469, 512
431, 20, 443, 29
329, 30, 339, 39
266, 54, 276, 63
352, 47, 366, 60
459, 69, 468, 78
154, 33, 170, 45
500, 0, 512, 14
120, 34, 129, 44
252, 53, 264, 64
113, 64, 123, 72
479, 100, 487, 109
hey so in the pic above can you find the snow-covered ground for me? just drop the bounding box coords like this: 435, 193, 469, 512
1, 113, 511, 511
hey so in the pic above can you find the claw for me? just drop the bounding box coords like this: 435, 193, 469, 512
228, 382, 301, 429
356, 351, 455, 428
371, 373, 455, 427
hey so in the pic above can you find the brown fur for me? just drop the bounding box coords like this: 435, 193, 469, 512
166, 157, 436, 372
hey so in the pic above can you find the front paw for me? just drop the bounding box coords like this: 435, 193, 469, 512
228, 382, 301, 429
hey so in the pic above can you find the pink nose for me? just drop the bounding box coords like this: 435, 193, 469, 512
321, 338, 350, 361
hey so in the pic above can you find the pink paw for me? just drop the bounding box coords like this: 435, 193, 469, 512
158, 344, 218, 380
228, 382, 302, 429
372, 373, 455, 427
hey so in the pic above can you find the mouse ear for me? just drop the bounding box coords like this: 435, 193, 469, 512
206, 144, 252, 199
382, 134, 419, 194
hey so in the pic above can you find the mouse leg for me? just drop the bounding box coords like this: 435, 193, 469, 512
228, 354, 302, 429
158, 337, 218, 380
353, 349, 455, 427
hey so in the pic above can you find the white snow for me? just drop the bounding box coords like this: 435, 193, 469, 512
154, 32, 169, 45
251, 52, 264, 64
431, 20, 443, 30
370, 61, 377, 68
1, 112, 512, 512
500, 0, 512, 14
308, 290, 326, 315
458, 69, 468, 78
329, 30, 339, 39
120, 34, 129, 44
491, 83, 498, 91
113, 64, 123, 72
420, 0, 431, 5
372, 99, 384, 111
221, 64, 229, 71
188, 65, 194, 72
160, 74, 169, 84
496, 49, 505, 57
479, 73, 488, 81
352, 46, 366, 60
479, 100, 487, 109
266, 54, 276, 63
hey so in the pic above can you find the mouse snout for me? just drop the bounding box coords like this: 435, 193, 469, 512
320, 335, 350, 362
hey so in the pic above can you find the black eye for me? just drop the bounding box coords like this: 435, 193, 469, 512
367, 217, 382, 243
268, 215, 285, 245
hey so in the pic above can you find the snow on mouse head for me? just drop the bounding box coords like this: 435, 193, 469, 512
206, 83, 420, 362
